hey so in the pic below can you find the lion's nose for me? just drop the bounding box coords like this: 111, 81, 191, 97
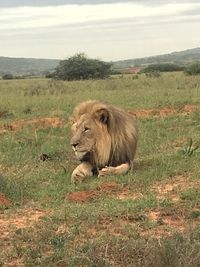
71, 140, 79, 151
71, 136, 80, 150
72, 143, 79, 148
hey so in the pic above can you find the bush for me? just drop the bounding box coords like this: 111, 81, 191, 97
184, 62, 200, 75
45, 72, 55, 78
143, 63, 184, 73
53, 53, 112, 81
2, 73, 14, 80
145, 71, 161, 78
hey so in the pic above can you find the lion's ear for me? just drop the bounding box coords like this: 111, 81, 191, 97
95, 108, 109, 124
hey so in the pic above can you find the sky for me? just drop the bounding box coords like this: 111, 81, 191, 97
0, 0, 200, 61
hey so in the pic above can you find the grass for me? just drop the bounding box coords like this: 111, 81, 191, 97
0, 72, 200, 266
0, 72, 200, 120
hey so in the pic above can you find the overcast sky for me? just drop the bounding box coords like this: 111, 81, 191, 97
0, 0, 200, 61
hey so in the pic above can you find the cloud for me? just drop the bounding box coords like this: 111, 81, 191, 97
1, 2, 200, 31
1, 0, 200, 8
0, 1, 199, 60
0, 0, 131, 8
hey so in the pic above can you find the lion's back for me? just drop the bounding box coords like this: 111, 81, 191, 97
107, 105, 138, 166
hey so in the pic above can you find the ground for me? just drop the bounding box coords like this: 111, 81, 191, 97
0, 73, 200, 266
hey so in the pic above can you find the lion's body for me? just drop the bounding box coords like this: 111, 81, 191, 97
70, 100, 138, 181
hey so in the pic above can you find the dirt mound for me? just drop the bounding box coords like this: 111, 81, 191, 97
66, 182, 119, 203
66, 182, 145, 203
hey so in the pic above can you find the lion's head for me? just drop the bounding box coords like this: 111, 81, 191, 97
70, 100, 138, 170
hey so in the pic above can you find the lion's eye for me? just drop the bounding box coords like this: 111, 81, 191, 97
84, 127, 90, 133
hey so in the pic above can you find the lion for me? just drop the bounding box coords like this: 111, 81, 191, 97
70, 100, 138, 182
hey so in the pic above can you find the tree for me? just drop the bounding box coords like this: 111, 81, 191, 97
53, 53, 112, 81
184, 62, 200, 75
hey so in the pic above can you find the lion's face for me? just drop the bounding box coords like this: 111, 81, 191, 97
70, 114, 102, 161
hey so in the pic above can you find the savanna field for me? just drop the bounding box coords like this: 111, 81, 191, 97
0, 72, 200, 267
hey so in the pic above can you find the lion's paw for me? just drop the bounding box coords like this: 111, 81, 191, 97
98, 166, 116, 177
71, 169, 85, 183
71, 164, 93, 183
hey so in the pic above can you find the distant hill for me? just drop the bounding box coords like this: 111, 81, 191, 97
0, 57, 59, 76
1, 47, 200, 76
113, 47, 200, 70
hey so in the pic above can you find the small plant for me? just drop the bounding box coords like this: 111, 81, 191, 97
180, 138, 200, 156
0, 108, 13, 118
23, 106, 32, 114
132, 75, 139, 80
190, 210, 200, 218
145, 71, 161, 78
50, 235, 66, 249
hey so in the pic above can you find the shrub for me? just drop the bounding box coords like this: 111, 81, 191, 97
184, 62, 200, 75
143, 63, 184, 73
2, 73, 14, 80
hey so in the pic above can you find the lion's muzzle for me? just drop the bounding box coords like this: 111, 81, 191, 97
71, 135, 80, 151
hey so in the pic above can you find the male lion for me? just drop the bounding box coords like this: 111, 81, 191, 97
70, 100, 138, 182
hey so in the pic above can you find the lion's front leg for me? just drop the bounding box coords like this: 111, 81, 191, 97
71, 162, 93, 183
98, 163, 130, 177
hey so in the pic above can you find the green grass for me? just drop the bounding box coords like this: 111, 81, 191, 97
0, 72, 200, 120
0, 72, 200, 266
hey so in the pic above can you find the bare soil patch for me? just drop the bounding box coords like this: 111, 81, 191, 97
128, 104, 200, 118
147, 210, 186, 232
0, 208, 46, 239
66, 182, 142, 203
0, 193, 12, 207
1, 104, 199, 135
152, 174, 200, 202
67, 179, 173, 204
85, 210, 193, 240
6, 258, 24, 267
0, 117, 65, 134
140, 210, 189, 238
0, 208, 46, 267
66, 182, 119, 203
66, 190, 99, 203
115, 190, 143, 200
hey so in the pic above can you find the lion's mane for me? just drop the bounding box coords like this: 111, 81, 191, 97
72, 100, 138, 169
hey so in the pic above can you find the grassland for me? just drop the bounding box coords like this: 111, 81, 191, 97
0, 72, 200, 267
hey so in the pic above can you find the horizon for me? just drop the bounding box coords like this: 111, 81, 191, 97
1, 46, 199, 62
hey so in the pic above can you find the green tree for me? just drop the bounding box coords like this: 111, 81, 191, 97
184, 62, 200, 75
53, 53, 112, 81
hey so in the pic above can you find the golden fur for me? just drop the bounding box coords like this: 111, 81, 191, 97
70, 100, 138, 181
